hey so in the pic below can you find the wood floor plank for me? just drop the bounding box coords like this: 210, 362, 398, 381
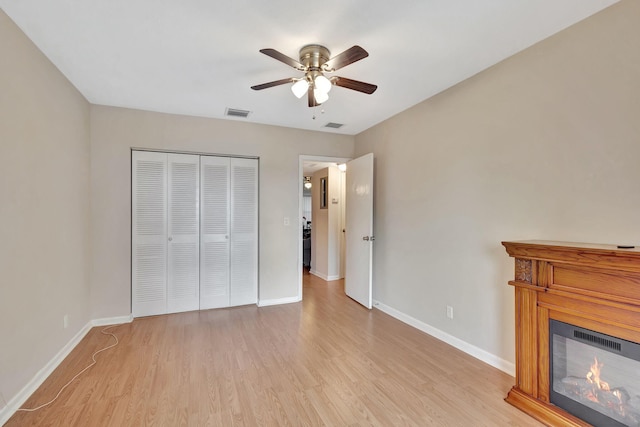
6, 272, 543, 426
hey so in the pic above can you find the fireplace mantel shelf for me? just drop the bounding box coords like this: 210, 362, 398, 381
503, 240, 640, 427
505, 240, 640, 272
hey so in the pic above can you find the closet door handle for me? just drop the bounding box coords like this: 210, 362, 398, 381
168, 237, 173, 242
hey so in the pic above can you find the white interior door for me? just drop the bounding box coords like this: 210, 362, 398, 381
132, 151, 168, 317
345, 153, 374, 309
167, 153, 200, 313
200, 156, 231, 309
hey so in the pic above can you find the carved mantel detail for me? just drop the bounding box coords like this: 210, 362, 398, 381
514, 258, 532, 284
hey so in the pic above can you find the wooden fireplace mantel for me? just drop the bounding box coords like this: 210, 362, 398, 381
503, 240, 640, 427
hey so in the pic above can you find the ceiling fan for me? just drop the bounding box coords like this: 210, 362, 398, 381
251, 44, 377, 107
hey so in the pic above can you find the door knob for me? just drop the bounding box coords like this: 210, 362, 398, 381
168, 237, 173, 242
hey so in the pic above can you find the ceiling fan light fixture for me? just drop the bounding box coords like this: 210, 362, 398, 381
313, 89, 329, 104
314, 74, 332, 93
252, 45, 376, 108
291, 79, 309, 98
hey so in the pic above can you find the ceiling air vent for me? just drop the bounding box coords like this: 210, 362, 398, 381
324, 122, 344, 129
225, 108, 251, 118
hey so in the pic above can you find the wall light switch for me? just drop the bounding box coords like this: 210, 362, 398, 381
284, 217, 290, 226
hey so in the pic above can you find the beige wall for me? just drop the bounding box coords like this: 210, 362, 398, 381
0, 9, 91, 404
310, 166, 343, 280
327, 166, 343, 279
310, 169, 329, 277
89, 106, 354, 317
354, 0, 640, 368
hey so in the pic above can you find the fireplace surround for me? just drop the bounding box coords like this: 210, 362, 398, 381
503, 241, 640, 427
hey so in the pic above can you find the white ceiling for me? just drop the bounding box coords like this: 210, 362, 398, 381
1, 0, 618, 135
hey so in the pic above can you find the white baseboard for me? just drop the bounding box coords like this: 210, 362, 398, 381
309, 270, 341, 281
373, 300, 515, 377
258, 296, 301, 307
0, 314, 134, 425
309, 269, 322, 279
92, 314, 133, 327
0, 321, 92, 425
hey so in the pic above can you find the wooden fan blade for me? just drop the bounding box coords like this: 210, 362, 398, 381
323, 46, 369, 72
308, 88, 319, 107
332, 76, 377, 94
259, 48, 305, 70
251, 78, 294, 91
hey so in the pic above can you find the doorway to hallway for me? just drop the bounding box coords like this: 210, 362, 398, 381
298, 156, 349, 299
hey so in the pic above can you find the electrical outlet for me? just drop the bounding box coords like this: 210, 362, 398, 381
63, 314, 69, 329
446, 305, 454, 319
284, 217, 290, 226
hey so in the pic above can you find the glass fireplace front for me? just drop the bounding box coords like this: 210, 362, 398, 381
550, 320, 640, 426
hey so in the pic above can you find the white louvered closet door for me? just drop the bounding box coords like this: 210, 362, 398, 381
132, 151, 168, 317
230, 158, 258, 306
133, 151, 257, 317
167, 154, 200, 313
199, 156, 231, 310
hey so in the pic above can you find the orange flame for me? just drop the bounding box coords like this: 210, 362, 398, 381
586, 356, 610, 392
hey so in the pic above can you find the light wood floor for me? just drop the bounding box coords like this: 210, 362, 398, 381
7, 273, 543, 426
